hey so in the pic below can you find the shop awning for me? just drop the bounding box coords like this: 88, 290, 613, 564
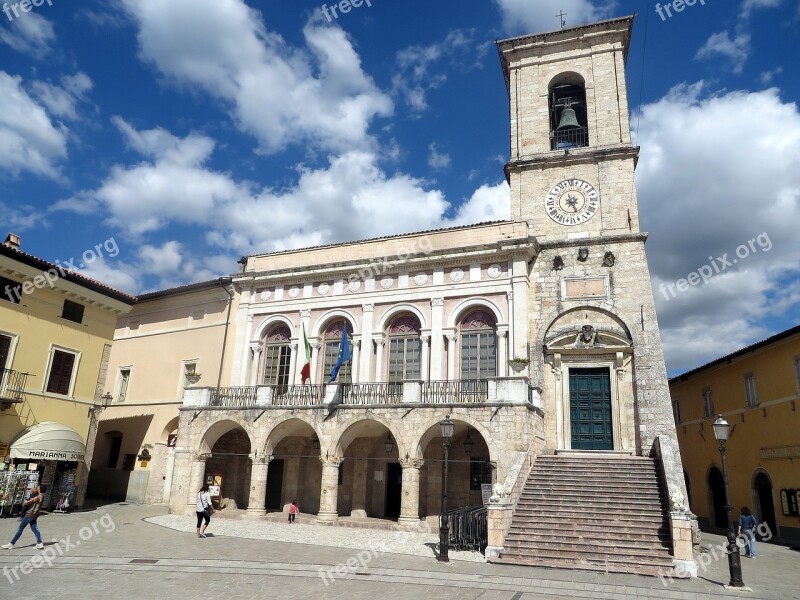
9, 422, 86, 462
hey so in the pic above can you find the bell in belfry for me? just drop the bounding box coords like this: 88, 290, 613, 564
557, 106, 581, 130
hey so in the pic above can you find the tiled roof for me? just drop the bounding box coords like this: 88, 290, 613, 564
0, 243, 136, 305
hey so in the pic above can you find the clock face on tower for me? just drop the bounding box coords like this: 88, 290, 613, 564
545, 179, 600, 226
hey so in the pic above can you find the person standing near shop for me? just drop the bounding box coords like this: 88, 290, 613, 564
2, 484, 45, 549
196, 484, 214, 538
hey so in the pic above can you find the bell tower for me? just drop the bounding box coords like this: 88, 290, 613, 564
498, 16, 639, 243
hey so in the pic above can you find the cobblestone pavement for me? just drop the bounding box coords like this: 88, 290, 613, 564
0, 503, 796, 599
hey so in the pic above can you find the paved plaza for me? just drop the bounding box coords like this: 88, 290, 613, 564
0, 503, 797, 599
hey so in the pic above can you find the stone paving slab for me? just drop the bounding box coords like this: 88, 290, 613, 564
0, 503, 796, 599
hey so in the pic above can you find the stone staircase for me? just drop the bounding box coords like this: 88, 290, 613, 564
494, 453, 675, 576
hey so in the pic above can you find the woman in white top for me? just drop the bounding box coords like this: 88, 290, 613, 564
196, 484, 214, 538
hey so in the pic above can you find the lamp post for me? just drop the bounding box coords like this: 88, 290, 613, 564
712, 415, 745, 588
438, 415, 454, 562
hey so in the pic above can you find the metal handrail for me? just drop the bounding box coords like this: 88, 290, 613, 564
210, 386, 257, 407
271, 384, 327, 406
340, 382, 403, 405
446, 505, 487, 552
0, 368, 28, 402
422, 380, 489, 403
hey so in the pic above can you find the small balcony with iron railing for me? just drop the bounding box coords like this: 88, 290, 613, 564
182, 378, 542, 411
0, 368, 29, 410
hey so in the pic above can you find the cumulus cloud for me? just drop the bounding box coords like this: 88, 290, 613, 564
696, 31, 751, 74
428, 143, 451, 170
0, 10, 55, 58
118, 0, 392, 154
635, 83, 800, 372
0, 72, 68, 179
30, 72, 94, 120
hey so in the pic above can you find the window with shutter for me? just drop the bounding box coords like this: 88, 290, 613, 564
0, 335, 10, 371
46, 350, 76, 395
61, 300, 85, 324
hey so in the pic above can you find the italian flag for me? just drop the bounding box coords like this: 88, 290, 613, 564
300, 324, 312, 384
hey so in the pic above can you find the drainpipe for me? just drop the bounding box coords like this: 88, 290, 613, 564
216, 277, 235, 398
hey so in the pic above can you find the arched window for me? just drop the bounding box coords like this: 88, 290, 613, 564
387, 316, 421, 384
460, 311, 497, 380
549, 73, 589, 150
322, 320, 352, 383
263, 325, 292, 394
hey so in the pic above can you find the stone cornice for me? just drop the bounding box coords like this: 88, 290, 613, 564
504, 145, 639, 182
538, 232, 648, 251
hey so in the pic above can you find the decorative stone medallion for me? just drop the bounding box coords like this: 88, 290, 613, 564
348, 279, 361, 293
288, 286, 300, 298
259, 290, 271, 302
414, 272, 428, 286
449, 268, 464, 282
317, 283, 330, 295
487, 264, 503, 279
380, 276, 393, 289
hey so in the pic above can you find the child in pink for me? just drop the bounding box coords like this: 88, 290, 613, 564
288, 499, 298, 523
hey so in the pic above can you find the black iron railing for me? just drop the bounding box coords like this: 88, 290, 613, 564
271, 384, 327, 406
447, 506, 487, 552
340, 382, 403, 405
0, 368, 28, 403
210, 386, 257, 407
550, 126, 589, 150
423, 380, 489, 403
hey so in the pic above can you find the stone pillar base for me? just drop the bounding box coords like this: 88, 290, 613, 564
316, 511, 339, 522
672, 559, 698, 578
397, 516, 424, 529
485, 545, 504, 560
246, 508, 267, 518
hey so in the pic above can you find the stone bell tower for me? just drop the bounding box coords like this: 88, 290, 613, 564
499, 16, 640, 243
497, 16, 684, 458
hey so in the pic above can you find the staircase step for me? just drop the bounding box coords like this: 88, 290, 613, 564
492, 555, 676, 577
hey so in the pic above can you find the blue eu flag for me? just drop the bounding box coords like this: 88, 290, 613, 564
328, 323, 351, 383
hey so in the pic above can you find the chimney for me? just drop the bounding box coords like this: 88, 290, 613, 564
3, 233, 20, 249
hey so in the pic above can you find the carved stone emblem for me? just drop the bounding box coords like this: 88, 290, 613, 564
577, 247, 589, 262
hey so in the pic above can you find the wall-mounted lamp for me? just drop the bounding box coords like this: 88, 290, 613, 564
137, 448, 151, 462
384, 435, 394, 454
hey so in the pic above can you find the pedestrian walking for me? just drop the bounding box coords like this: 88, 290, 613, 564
738, 506, 758, 558
2, 484, 46, 549
196, 484, 214, 538
288, 499, 298, 523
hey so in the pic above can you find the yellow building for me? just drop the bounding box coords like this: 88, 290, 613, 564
87, 278, 238, 505
670, 325, 800, 545
0, 233, 134, 511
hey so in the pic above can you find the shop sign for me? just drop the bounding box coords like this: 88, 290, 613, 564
760, 446, 800, 460
28, 450, 85, 461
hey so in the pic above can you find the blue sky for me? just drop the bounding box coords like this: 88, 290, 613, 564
1, 0, 799, 374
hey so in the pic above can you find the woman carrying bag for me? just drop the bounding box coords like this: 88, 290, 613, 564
196, 484, 214, 538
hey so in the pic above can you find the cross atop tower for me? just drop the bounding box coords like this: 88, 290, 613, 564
556, 11, 567, 28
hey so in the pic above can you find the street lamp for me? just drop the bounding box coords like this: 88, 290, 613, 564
438, 415, 454, 562
712, 415, 745, 588
384, 434, 394, 454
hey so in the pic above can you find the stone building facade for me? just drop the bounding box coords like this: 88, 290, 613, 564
96, 15, 691, 566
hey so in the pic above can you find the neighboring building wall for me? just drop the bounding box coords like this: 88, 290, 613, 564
0, 241, 133, 506
670, 327, 800, 544
87, 280, 238, 504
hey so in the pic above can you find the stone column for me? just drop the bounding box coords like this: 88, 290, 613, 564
445, 331, 457, 380
317, 456, 342, 522
288, 340, 299, 384
373, 336, 386, 382
496, 327, 508, 377
511, 258, 529, 360
186, 453, 211, 515
398, 457, 424, 527
246, 455, 272, 517
420, 333, 430, 381
249, 342, 263, 386
350, 457, 369, 518
359, 304, 374, 383
310, 340, 320, 384
351, 339, 361, 383
429, 297, 444, 379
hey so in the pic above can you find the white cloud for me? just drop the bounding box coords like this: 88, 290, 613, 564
30, 73, 93, 120
635, 83, 800, 372
759, 66, 783, 85
392, 30, 485, 113
0, 72, 68, 179
493, 0, 613, 34
449, 182, 511, 225
428, 143, 451, 170
696, 31, 751, 74
0, 10, 55, 58
118, 0, 392, 154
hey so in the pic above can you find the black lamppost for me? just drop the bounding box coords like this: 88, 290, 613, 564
438, 415, 454, 562
713, 415, 745, 588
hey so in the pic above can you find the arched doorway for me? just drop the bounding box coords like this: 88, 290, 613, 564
418, 420, 492, 518
204, 426, 251, 510
708, 466, 727, 528
754, 472, 777, 538
263, 419, 321, 514
335, 419, 400, 519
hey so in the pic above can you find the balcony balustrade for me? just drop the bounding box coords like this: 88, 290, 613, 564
183, 378, 541, 410
0, 368, 29, 408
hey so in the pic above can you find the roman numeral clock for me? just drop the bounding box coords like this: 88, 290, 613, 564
544, 179, 599, 226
